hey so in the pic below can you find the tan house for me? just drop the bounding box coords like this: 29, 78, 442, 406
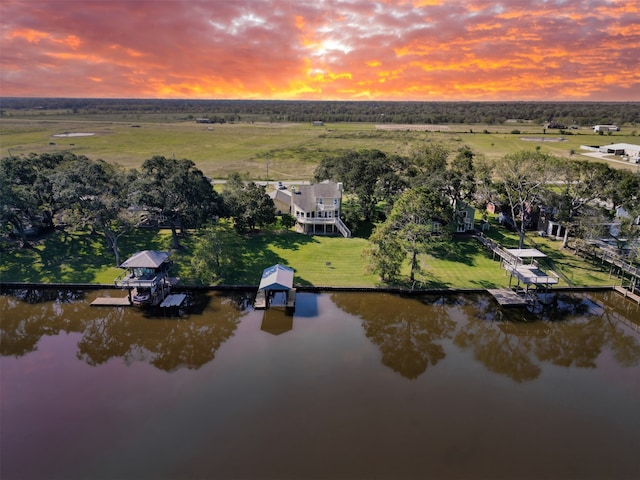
270, 189, 292, 215
270, 181, 351, 237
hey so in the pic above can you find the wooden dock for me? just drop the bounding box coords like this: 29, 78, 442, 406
487, 288, 529, 307
614, 286, 640, 304
90, 296, 132, 306
287, 288, 296, 309
254, 289, 267, 309
254, 288, 295, 310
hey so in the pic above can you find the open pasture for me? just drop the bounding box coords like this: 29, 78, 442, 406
2, 114, 639, 178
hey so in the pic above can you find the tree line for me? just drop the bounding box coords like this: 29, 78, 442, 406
0, 153, 275, 266
2, 98, 639, 126
2, 148, 639, 285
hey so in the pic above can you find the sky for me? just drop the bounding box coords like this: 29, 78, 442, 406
1, 0, 639, 101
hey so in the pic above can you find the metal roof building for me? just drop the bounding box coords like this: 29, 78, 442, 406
258, 264, 295, 291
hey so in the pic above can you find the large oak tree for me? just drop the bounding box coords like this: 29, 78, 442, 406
134, 156, 221, 248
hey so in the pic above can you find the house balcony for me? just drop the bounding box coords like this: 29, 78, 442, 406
295, 216, 351, 237
296, 216, 337, 225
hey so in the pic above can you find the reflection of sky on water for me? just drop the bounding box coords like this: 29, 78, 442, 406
1, 289, 640, 479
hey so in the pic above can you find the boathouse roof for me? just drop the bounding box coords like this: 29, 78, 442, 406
119, 250, 171, 269
505, 248, 547, 259
258, 264, 294, 291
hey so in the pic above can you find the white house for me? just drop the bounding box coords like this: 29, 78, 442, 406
290, 181, 351, 237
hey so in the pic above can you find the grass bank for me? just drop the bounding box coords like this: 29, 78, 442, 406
1, 221, 615, 289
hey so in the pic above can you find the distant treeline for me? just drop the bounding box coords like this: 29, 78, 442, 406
2, 97, 639, 126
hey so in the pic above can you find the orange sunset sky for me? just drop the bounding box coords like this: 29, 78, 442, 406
1, 0, 639, 101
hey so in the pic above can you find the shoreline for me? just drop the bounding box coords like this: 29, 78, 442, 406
0, 281, 615, 295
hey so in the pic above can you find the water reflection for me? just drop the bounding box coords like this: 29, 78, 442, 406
332, 293, 457, 379
456, 292, 640, 382
2, 288, 640, 480
1, 289, 249, 371
260, 308, 294, 335
331, 291, 640, 383
1, 289, 87, 357
2, 289, 640, 380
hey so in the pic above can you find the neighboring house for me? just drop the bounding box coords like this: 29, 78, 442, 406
453, 201, 476, 233
289, 181, 351, 237
611, 205, 640, 237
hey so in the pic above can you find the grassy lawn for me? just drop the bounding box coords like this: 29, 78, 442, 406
1, 229, 174, 285
1, 223, 616, 289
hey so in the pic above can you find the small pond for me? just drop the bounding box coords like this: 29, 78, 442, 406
1, 289, 639, 480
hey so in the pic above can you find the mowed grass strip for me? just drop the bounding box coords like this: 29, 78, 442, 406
259, 235, 378, 287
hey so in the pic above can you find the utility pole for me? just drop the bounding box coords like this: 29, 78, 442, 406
266, 156, 269, 187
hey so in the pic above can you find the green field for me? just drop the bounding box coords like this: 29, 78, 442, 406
2, 114, 638, 179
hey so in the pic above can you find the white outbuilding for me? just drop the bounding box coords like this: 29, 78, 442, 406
598, 143, 640, 163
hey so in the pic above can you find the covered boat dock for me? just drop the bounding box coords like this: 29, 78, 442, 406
92, 250, 180, 307
254, 264, 296, 310
497, 248, 559, 305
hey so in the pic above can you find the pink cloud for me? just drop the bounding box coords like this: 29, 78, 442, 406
0, 0, 638, 100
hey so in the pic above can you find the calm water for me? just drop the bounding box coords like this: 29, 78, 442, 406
1, 289, 639, 480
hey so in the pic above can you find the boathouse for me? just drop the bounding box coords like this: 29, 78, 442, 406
114, 250, 178, 306
254, 264, 296, 310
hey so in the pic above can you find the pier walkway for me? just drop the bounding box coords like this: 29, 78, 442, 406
614, 286, 640, 305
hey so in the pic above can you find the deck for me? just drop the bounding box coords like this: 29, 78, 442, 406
90, 296, 132, 306
487, 288, 529, 307
507, 265, 559, 286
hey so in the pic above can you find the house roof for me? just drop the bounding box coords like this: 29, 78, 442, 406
119, 250, 171, 269
292, 180, 341, 211
600, 143, 640, 152
269, 188, 292, 204
258, 264, 294, 291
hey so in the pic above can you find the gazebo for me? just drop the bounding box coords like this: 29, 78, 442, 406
254, 264, 296, 310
